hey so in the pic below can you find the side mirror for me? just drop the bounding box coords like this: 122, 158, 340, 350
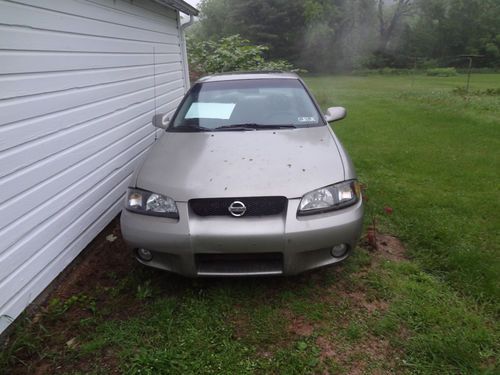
152, 113, 170, 129
324, 107, 347, 123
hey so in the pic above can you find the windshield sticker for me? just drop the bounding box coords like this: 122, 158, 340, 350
186, 103, 236, 119
298, 117, 316, 122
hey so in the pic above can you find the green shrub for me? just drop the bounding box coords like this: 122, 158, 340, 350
420, 59, 439, 69
379, 67, 403, 75
456, 67, 500, 74
452, 86, 500, 96
426, 67, 458, 77
351, 68, 414, 76
350, 68, 378, 76
187, 34, 299, 79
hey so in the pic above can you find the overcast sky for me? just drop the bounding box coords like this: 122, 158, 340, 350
181, 0, 400, 12
184, 0, 201, 9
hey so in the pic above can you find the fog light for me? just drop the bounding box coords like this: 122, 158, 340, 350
331, 244, 348, 258
137, 248, 153, 261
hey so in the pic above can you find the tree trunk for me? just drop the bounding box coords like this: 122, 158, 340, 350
377, 0, 413, 52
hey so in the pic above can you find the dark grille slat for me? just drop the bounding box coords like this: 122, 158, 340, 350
190, 196, 287, 217
196, 253, 284, 275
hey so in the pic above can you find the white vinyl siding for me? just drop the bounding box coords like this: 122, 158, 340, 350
0, 0, 187, 333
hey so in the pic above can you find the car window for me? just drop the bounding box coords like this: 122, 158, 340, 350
169, 79, 323, 131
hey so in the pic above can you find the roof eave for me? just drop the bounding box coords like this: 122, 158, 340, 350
153, 0, 199, 16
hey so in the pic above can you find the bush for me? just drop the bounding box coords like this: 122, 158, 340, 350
351, 68, 414, 76
456, 67, 500, 74
380, 67, 413, 75
187, 35, 299, 79
452, 86, 500, 96
350, 68, 379, 76
420, 59, 439, 70
426, 67, 458, 77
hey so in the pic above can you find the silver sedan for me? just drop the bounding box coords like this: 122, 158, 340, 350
121, 72, 363, 276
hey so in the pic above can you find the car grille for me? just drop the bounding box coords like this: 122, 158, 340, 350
190, 196, 287, 217
195, 253, 284, 276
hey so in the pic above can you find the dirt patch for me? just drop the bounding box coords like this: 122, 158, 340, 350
358, 335, 392, 361
281, 309, 315, 337
309, 233, 408, 372
361, 230, 407, 262
4, 220, 410, 374
341, 290, 389, 314
229, 305, 252, 340
32, 362, 51, 375
288, 316, 314, 337
315, 333, 400, 374
374, 234, 407, 262
4, 218, 137, 375
50, 219, 134, 300
348, 334, 400, 374
316, 336, 338, 360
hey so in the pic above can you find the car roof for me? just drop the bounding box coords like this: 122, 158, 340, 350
196, 71, 300, 83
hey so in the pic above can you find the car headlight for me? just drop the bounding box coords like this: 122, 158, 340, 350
298, 180, 361, 216
125, 188, 179, 219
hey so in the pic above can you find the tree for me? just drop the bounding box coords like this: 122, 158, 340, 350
189, 0, 500, 71
191, 0, 380, 73
187, 35, 296, 79
377, 0, 414, 52
191, 0, 306, 63
401, 0, 500, 67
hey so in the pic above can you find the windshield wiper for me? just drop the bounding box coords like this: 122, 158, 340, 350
214, 123, 296, 131
170, 124, 212, 132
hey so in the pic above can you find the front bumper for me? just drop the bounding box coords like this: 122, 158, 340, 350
120, 198, 363, 276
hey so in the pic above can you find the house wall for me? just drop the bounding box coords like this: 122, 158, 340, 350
0, 0, 187, 333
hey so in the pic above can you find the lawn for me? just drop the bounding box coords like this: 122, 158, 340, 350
308, 73, 500, 310
1, 74, 499, 374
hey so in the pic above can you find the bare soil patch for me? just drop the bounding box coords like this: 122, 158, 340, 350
5, 218, 134, 375
310, 231, 408, 373
374, 234, 407, 262
51, 219, 133, 300
5, 219, 410, 374
361, 229, 408, 262
342, 290, 389, 314
228, 304, 251, 340
285, 312, 314, 337
316, 335, 338, 360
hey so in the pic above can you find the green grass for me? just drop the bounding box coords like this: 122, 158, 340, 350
1, 74, 498, 374
306, 74, 500, 312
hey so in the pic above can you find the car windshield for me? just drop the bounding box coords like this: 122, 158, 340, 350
169, 78, 323, 132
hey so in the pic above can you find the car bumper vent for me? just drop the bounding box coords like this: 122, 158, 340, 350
195, 253, 284, 276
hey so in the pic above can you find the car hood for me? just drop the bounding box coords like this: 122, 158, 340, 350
135, 126, 345, 201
